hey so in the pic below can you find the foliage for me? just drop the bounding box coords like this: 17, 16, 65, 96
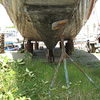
0, 53, 100, 100
0, 55, 10, 67
6, 26, 17, 29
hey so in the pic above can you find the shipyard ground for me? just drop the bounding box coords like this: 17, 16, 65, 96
0, 48, 100, 68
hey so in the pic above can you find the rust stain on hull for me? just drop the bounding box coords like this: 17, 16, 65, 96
52, 19, 68, 30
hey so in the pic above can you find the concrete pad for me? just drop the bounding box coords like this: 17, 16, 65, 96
0, 51, 25, 62
0, 48, 99, 68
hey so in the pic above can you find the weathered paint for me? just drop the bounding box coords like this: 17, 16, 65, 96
0, 0, 94, 49
52, 19, 68, 30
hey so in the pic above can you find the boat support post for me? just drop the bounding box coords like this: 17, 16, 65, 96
34, 41, 39, 50
48, 19, 69, 97
25, 40, 33, 54
0, 33, 4, 53
47, 49, 55, 63
48, 19, 100, 98
65, 39, 74, 55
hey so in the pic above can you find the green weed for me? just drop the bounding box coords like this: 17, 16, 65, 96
0, 53, 100, 100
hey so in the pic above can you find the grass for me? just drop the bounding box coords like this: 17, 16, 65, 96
0, 53, 100, 100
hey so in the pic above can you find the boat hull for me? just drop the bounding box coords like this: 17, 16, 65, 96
0, 0, 94, 49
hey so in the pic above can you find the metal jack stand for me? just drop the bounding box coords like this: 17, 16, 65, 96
48, 19, 69, 98
48, 19, 100, 98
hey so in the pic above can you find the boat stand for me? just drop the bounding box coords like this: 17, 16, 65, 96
48, 20, 69, 98
48, 20, 100, 99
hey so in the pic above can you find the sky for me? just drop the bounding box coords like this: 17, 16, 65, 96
0, 4, 13, 28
